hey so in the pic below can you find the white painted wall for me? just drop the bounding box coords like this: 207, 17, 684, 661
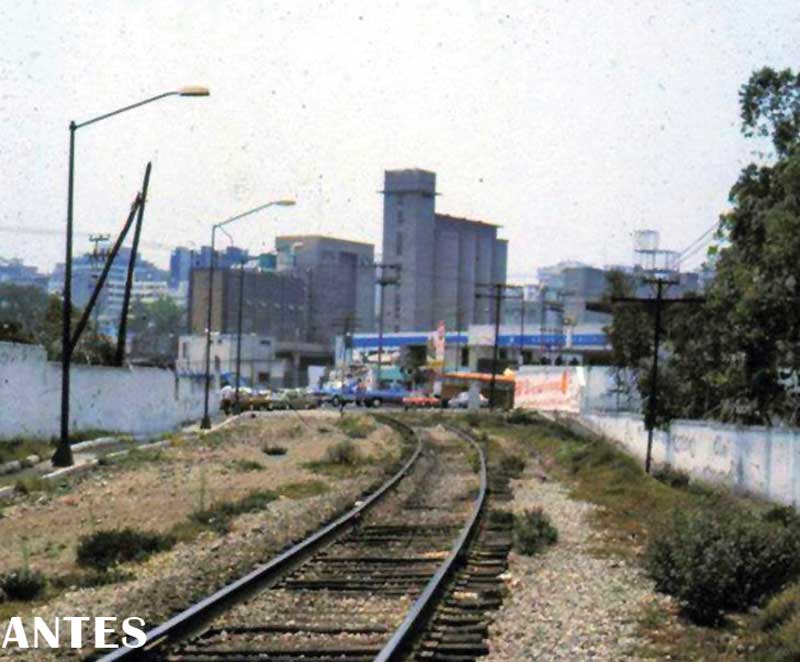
576, 412, 800, 508
0, 341, 219, 440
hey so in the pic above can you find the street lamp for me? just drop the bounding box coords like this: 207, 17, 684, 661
53, 86, 210, 468
200, 200, 295, 429
233, 255, 262, 413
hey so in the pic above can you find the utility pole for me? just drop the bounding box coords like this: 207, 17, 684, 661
332, 314, 359, 371
516, 285, 526, 366
88, 233, 110, 330
611, 278, 704, 473
234, 258, 247, 412
453, 304, 463, 371
476, 283, 522, 410
115, 162, 152, 366
375, 263, 400, 387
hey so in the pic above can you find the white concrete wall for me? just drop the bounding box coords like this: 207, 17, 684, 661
577, 412, 800, 508
0, 341, 218, 440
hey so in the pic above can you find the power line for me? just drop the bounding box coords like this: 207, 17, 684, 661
679, 222, 718, 258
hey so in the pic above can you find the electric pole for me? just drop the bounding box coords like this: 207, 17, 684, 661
88, 233, 110, 330
476, 283, 522, 410
611, 278, 704, 473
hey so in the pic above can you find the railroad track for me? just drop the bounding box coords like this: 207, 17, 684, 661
100, 417, 512, 662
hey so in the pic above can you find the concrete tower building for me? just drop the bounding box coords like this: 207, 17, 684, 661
381, 168, 507, 332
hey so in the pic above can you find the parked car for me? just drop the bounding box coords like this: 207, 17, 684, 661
354, 383, 410, 408
448, 391, 489, 409
402, 392, 442, 409
221, 385, 253, 414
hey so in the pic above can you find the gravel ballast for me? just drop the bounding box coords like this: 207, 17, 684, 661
485, 460, 667, 661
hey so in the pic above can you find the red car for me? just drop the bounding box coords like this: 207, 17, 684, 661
402, 392, 441, 409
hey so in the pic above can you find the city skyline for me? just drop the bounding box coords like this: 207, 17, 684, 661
2, 1, 799, 282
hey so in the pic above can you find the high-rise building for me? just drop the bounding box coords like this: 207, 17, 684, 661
187, 267, 307, 342
381, 169, 507, 332
0, 258, 48, 289
274, 235, 375, 346
169, 247, 193, 289
49, 247, 168, 330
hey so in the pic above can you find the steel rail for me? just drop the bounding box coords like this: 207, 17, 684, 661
100, 417, 422, 661
374, 423, 488, 662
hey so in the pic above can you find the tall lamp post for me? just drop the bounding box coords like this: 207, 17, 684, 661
54, 86, 209, 468
201, 200, 295, 429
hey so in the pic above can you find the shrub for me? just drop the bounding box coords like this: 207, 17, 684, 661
465, 412, 481, 428
513, 508, 558, 555
644, 509, 800, 625
762, 505, 800, 528
230, 458, 264, 472
14, 476, 53, 495
76, 528, 176, 569
324, 440, 361, 465
189, 489, 278, 534
760, 583, 800, 632
488, 509, 514, 527
262, 444, 287, 456
506, 408, 537, 425
0, 568, 46, 601
652, 465, 690, 489
336, 416, 375, 439
499, 454, 526, 479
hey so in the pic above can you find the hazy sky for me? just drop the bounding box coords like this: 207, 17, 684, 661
2, 1, 799, 281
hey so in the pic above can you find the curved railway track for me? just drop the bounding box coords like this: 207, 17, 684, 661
99, 416, 512, 662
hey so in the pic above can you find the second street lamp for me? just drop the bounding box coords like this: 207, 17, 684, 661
200, 200, 295, 429
54, 86, 210, 468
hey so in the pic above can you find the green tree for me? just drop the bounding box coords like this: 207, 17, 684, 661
0, 283, 49, 343
609, 67, 800, 425
602, 270, 651, 411
128, 296, 185, 366
0, 283, 114, 365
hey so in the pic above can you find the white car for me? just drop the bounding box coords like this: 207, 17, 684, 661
448, 391, 489, 408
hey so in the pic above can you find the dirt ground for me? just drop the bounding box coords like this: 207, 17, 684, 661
0, 412, 398, 578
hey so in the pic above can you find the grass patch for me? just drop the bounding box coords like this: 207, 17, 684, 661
186, 489, 278, 535
335, 415, 376, 439
324, 440, 361, 465
51, 567, 136, 590
499, 453, 526, 478
98, 447, 168, 469
229, 458, 264, 472
0, 568, 46, 601
278, 480, 330, 499
14, 476, 55, 495
506, 408, 539, 425
76, 528, 176, 570
513, 507, 558, 555
652, 464, 690, 489
69, 428, 116, 443
0, 438, 53, 465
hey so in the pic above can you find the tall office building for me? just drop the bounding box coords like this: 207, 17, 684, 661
381, 169, 507, 332
274, 235, 375, 346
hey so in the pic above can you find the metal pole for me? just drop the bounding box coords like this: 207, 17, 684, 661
115, 162, 151, 366
54, 122, 76, 467
377, 280, 385, 387
519, 289, 525, 365
234, 259, 245, 413
645, 280, 664, 474
454, 305, 461, 371
70, 195, 141, 350
201, 227, 217, 429
489, 284, 502, 410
